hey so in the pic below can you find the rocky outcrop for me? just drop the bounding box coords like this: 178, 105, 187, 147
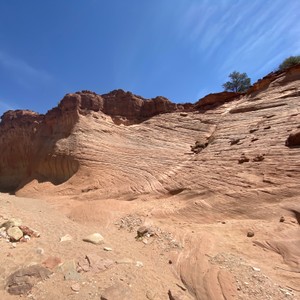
0, 65, 300, 300
0, 90, 187, 193
195, 92, 240, 111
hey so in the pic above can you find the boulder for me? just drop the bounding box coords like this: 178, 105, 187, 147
7, 226, 23, 241
286, 130, 300, 147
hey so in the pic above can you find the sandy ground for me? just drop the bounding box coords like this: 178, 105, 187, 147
0, 192, 299, 300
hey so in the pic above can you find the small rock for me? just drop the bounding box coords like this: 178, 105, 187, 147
135, 261, 143, 267
7, 226, 23, 241
60, 234, 72, 242
252, 267, 260, 272
247, 231, 255, 237
142, 238, 148, 244
71, 283, 80, 292
137, 226, 150, 238
180, 112, 188, 117
279, 216, 285, 222
285, 129, 300, 147
19, 226, 37, 237
252, 154, 265, 162
83, 233, 104, 245
103, 247, 112, 251
20, 235, 30, 242
238, 154, 250, 164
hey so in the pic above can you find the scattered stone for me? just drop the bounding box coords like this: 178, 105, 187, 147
71, 283, 80, 292
1, 218, 22, 230
279, 216, 285, 222
285, 129, 300, 147
142, 238, 148, 244
7, 226, 23, 241
20, 235, 31, 242
42, 256, 62, 269
252, 267, 261, 272
135, 261, 143, 267
101, 283, 131, 300
247, 231, 255, 237
252, 154, 265, 162
83, 233, 104, 245
60, 234, 72, 242
251, 137, 259, 142
19, 225, 39, 238
6, 265, 52, 295
180, 112, 188, 117
238, 154, 250, 164
137, 225, 152, 238
230, 138, 240, 145
103, 247, 112, 251
191, 137, 210, 154
264, 125, 271, 129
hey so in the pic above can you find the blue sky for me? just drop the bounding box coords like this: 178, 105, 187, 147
0, 0, 300, 116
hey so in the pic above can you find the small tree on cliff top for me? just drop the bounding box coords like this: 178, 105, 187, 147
278, 55, 300, 71
222, 71, 251, 93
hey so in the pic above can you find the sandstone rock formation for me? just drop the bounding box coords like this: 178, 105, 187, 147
0, 65, 300, 300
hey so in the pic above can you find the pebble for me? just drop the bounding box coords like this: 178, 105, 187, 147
247, 231, 255, 237
252, 267, 261, 272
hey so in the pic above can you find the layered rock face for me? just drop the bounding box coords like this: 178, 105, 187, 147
0, 90, 183, 193
0, 65, 300, 300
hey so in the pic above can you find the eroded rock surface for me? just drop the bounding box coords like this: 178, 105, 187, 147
0, 66, 300, 300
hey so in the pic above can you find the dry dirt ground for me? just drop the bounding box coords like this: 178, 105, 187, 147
0, 192, 299, 300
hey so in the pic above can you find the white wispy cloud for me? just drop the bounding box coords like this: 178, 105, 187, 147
0, 50, 52, 89
178, 0, 300, 80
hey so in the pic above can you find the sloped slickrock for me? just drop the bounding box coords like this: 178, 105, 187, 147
0, 65, 300, 300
